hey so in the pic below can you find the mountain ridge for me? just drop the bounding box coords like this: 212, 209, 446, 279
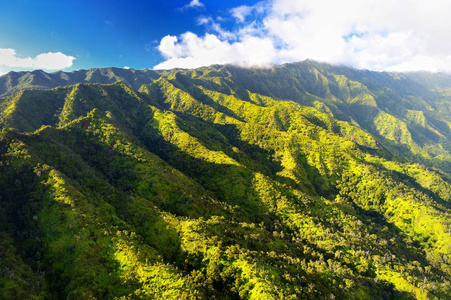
0, 67, 162, 98
2, 61, 451, 299
3, 60, 451, 98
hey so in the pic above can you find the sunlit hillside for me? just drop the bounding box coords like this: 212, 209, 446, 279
2, 61, 451, 299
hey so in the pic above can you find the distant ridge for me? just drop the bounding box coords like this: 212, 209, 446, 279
3, 60, 451, 98
0, 67, 162, 97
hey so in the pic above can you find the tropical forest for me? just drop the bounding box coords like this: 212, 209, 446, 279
2, 60, 451, 299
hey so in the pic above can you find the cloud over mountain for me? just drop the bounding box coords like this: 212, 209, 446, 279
155, 0, 451, 72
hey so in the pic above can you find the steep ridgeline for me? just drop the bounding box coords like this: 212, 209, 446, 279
1, 62, 451, 299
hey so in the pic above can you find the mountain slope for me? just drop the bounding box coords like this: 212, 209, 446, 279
1, 62, 451, 299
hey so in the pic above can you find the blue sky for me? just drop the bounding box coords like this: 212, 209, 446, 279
0, 0, 260, 73
1, 0, 451, 74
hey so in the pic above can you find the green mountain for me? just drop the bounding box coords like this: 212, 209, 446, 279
2, 61, 451, 299
0, 68, 164, 98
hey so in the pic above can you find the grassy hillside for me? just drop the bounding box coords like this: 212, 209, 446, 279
1, 61, 451, 299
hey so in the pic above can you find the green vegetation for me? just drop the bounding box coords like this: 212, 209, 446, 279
1, 61, 451, 298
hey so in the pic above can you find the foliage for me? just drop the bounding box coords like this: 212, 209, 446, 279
2, 61, 451, 298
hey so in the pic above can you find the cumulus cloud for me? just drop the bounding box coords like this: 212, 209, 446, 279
154, 32, 276, 69
155, 0, 451, 73
0, 48, 75, 70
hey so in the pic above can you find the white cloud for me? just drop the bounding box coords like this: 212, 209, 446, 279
231, 2, 268, 23
188, 0, 204, 8
196, 16, 236, 40
179, 0, 205, 11
154, 32, 276, 69
155, 0, 451, 73
0, 48, 75, 70
230, 5, 253, 23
